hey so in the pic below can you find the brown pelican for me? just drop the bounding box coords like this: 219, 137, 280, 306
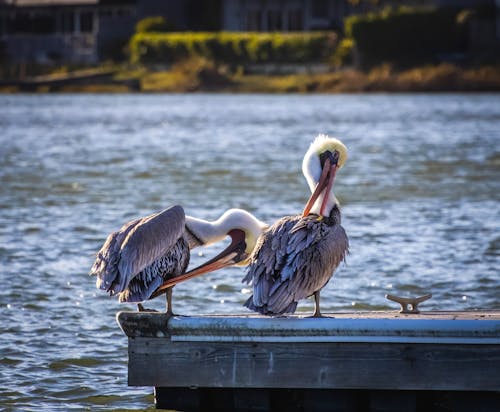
242, 135, 349, 317
90, 205, 267, 314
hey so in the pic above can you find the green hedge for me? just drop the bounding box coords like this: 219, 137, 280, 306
129, 32, 337, 65
135, 16, 172, 33
345, 7, 465, 66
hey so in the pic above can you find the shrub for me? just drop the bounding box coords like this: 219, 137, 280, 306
345, 7, 463, 67
332, 38, 354, 67
135, 16, 172, 33
129, 31, 338, 65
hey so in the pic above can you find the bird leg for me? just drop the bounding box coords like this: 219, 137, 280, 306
312, 291, 323, 318
166, 287, 176, 317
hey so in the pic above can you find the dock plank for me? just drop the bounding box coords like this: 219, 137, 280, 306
128, 338, 499, 390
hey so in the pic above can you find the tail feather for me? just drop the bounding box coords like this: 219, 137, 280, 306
244, 295, 297, 316
91, 251, 120, 294
90, 230, 125, 294
118, 275, 164, 303
90, 217, 143, 294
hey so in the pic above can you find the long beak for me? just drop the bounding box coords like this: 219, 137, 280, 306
150, 230, 246, 299
320, 163, 337, 216
302, 157, 338, 217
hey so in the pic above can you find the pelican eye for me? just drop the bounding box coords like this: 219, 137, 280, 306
319, 150, 339, 167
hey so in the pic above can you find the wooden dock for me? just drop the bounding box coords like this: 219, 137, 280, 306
0, 69, 140, 91
117, 311, 500, 411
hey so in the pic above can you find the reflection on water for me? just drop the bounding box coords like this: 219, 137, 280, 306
0, 93, 499, 410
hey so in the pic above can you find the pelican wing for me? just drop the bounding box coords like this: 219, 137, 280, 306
244, 215, 348, 315
243, 216, 299, 312
91, 217, 142, 292
284, 223, 348, 302
91, 205, 185, 294
117, 205, 186, 291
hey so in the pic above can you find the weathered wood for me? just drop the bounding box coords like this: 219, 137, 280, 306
117, 311, 500, 343
116, 311, 171, 338
116, 310, 500, 394
128, 338, 500, 391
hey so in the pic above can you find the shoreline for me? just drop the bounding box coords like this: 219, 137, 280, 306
1, 63, 499, 94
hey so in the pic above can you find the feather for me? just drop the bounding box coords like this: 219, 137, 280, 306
117, 206, 185, 290
91, 217, 142, 293
90, 205, 188, 301
243, 208, 348, 316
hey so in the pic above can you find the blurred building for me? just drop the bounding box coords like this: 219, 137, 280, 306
0, 0, 497, 65
497, 0, 500, 40
0, 0, 198, 64
222, 0, 346, 31
221, 0, 496, 32
1, 0, 125, 64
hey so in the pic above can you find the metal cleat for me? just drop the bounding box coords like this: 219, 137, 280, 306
385, 293, 432, 314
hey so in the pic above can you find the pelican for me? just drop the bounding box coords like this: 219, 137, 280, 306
242, 135, 349, 317
90, 206, 267, 314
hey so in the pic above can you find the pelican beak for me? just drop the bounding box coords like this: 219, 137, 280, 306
302, 151, 339, 217
150, 229, 247, 298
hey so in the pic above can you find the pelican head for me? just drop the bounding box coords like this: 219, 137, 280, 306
302, 134, 347, 217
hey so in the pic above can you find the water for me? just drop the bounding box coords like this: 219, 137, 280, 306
0, 93, 499, 410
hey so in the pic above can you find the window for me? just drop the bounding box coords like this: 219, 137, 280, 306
267, 10, 282, 31
60, 11, 74, 33
10, 12, 29, 33
33, 13, 55, 34
0, 13, 7, 35
246, 10, 262, 31
288, 9, 303, 31
80, 11, 94, 33
8, 12, 55, 34
312, 0, 329, 18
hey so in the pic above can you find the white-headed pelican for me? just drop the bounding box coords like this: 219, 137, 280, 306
243, 135, 349, 317
90, 206, 267, 314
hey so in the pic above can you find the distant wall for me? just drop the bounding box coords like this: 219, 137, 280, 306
222, 0, 344, 31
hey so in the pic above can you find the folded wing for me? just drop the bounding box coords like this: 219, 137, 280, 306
90, 205, 186, 295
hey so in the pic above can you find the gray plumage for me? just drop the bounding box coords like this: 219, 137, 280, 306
90, 205, 190, 303
243, 205, 348, 315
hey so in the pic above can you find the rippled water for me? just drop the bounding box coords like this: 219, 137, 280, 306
0, 93, 499, 410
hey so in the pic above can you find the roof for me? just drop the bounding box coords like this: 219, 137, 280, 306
0, 0, 99, 6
